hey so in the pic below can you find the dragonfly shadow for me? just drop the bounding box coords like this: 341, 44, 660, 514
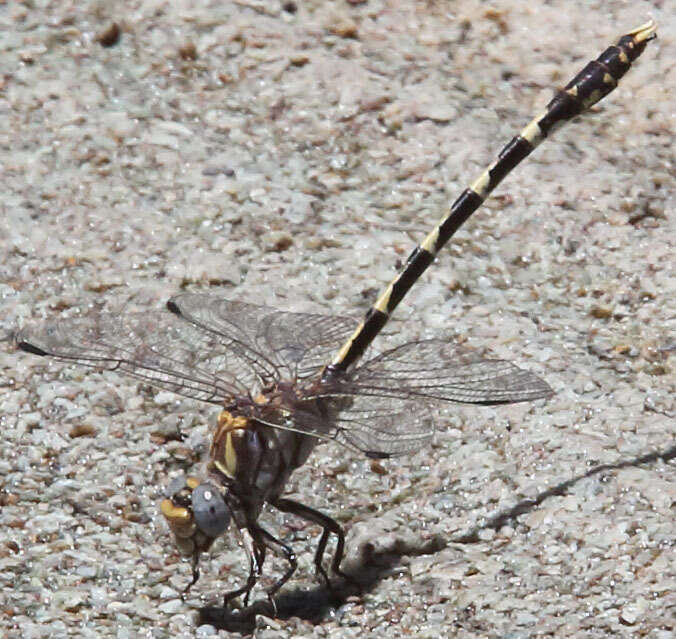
196, 564, 367, 631
197, 586, 350, 633
197, 443, 675, 632
196, 535, 445, 632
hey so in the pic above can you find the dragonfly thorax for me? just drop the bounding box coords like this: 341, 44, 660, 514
209, 407, 318, 506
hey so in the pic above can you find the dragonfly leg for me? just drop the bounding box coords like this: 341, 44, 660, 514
180, 550, 202, 599
221, 528, 262, 608
273, 498, 361, 595
249, 524, 297, 614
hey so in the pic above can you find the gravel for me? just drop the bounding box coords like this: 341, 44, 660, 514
1, 1, 674, 637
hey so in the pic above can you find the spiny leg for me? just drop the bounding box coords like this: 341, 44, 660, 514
180, 550, 202, 598
249, 524, 298, 613
222, 528, 262, 608
274, 497, 360, 594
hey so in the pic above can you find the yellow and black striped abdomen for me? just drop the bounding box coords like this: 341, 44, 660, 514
326, 21, 656, 375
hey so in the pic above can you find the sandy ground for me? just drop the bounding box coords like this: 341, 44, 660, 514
0, 1, 674, 637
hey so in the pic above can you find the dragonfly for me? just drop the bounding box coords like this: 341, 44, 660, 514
15, 21, 656, 610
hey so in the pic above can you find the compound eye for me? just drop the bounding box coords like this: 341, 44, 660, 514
191, 483, 230, 538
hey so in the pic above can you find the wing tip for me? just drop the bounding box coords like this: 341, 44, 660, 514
365, 450, 393, 460
534, 378, 555, 400
16, 339, 49, 356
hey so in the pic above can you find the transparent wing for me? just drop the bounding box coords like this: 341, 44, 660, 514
15, 311, 249, 404
17, 300, 551, 457
281, 338, 552, 457
346, 339, 553, 404
166, 293, 356, 379
300, 395, 437, 458
15, 295, 358, 405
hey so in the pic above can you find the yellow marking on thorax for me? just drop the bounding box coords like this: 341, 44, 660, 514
211, 410, 250, 479
217, 410, 249, 432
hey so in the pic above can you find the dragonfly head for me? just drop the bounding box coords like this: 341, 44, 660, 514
160, 474, 231, 560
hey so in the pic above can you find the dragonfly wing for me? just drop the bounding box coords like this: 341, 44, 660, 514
284, 393, 435, 457
347, 339, 552, 404
167, 293, 356, 380
329, 396, 436, 457
15, 310, 252, 404
279, 338, 550, 457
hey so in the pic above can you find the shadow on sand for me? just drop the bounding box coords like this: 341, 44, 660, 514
198, 443, 675, 633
